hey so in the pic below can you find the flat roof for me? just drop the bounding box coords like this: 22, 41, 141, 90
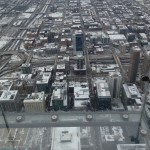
24, 92, 45, 102
117, 144, 147, 150
20, 74, 32, 80
0, 90, 18, 101
57, 64, 65, 70
109, 34, 126, 41
74, 86, 89, 100
36, 72, 51, 84
123, 84, 141, 99
96, 81, 111, 98
51, 127, 81, 150
0, 80, 12, 90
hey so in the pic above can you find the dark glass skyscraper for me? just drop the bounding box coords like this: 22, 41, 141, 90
73, 30, 84, 55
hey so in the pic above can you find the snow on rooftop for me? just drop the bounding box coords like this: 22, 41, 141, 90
0, 36, 10, 49
9, 55, 21, 62
123, 84, 141, 99
24, 92, 44, 102
96, 81, 111, 97
53, 88, 61, 100
74, 86, 89, 100
0, 90, 18, 101
117, 144, 147, 150
51, 127, 81, 150
0, 80, 12, 90
49, 12, 63, 18
109, 34, 126, 41
57, 64, 65, 70
19, 13, 31, 19
25, 6, 36, 13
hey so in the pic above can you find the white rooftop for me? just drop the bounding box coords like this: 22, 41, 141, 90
49, 12, 63, 18
74, 86, 89, 100
0, 90, 18, 101
109, 34, 126, 41
96, 81, 111, 98
0, 80, 12, 90
57, 64, 65, 70
123, 84, 141, 99
36, 72, 51, 84
117, 144, 147, 150
53, 89, 62, 100
74, 100, 89, 108
51, 127, 81, 150
20, 74, 32, 80
24, 92, 45, 102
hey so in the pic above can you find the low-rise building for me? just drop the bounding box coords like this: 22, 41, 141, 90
0, 90, 21, 112
0, 80, 13, 91
23, 92, 45, 112
51, 127, 81, 150
122, 83, 142, 109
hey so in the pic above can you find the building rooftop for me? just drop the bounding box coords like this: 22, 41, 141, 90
51, 127, 81, 150
74, 30, 83, 35
20, 74, 32, 80
109, 34, 126, 41
96, 81, 111, 98
0, 90, 18, 101
21, 63, 31, 67
24, 92, 45, 102
57, 64, 65, 70
36, 72, 51, 84
51, 83, 67, 106
0, 80, 12, 90
117, 144, 147, 150
123, 84, 141, 99
74, 86, 89, 100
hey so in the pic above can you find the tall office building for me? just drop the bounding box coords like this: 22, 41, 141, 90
128, 46, 141, 83
142, 52, 150, 75
96, 80, 111, 110
73, 30, 84, 55
108, 71, 122, 98
77, 56, 84, 69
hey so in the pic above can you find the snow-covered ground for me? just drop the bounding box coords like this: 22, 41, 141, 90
25, 6, 37, 13
19, 13, 31, 19
0, 36, 10, 49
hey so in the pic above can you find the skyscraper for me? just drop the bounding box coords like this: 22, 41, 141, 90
73, 30, 84, 55
142, 52, 150, 75
77, 56, 84, 69
108, 71, 122, 98
128, 46, 141, 83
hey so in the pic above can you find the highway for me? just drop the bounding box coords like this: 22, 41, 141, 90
0, 0, 54, 76
1, 0, 50, 53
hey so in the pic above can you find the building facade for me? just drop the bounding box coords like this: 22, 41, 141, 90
23, 92, 45, 112
108, 71, 122, 98
73, 30, 84, 55
0, 90, 21, 112
128, 46, 141, 83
